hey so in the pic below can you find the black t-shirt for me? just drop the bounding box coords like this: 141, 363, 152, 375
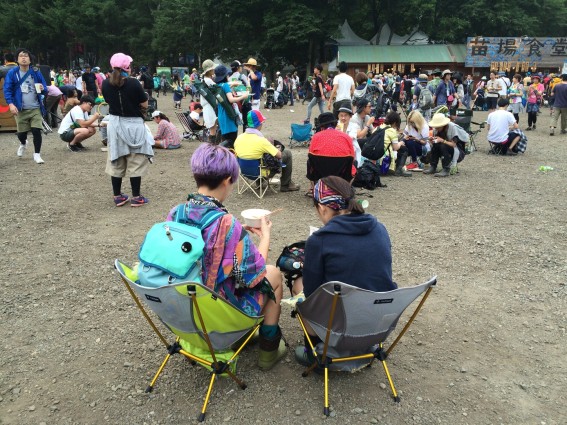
404, 79, 413, 94
82, 72, 97, 91
314, 75, 324, 98
102, 77, 147, 118
140, 73, 153, 90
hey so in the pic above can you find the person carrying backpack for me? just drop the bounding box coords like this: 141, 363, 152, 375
413, 74, 433, 121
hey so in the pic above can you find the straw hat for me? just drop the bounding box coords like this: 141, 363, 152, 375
429, 113, 450, 128
243, 58, 258, 67
201, 59, 216, 76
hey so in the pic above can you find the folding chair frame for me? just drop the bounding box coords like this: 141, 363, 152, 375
292, 279, 436, 416
117, 266, 261, 422
175, 111, 203, 141
237, 158, 279, 199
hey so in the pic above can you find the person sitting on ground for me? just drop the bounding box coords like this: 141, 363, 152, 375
58, 95, 100, 151
350, 98, 375, 150
380, 111, 411, 177
188, 103, 205, 131
151, 110, 181, 149
234, 110, 300, 192
306, 112, 356, 194
289, 176, 397, 366
167, 143, 286, 370
485, 97, 520, 155
424, 113, 469, 177
402, 110, 430, 170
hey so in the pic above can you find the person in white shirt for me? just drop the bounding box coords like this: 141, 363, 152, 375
336, 106, 362, 166
350, 98, 375, 147
188, 103, 205, 130
275, 71, 283, 102
328, 61, 355, 118
58, 95, 100, 151
486, 98, 520, 155
74, 73, 83, 98
497, 72, 510, 98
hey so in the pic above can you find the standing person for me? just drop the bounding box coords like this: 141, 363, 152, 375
474, 76, 487, 111
428, 69, 442, 95
293, 71, 300, 101
485, 72, 502, 112
93, 67, 106, 95
549, 74, 567, 136
74, 71, 83, 99
304, 64, 326, 124
213, 65, 248, 148
413, 74, 433, 121
101, 52, 153, 207
274, 71, 284, 103
525, 74, 544, 131
433, 69, 455, 107
45, 83, 63, 129
160, 74, 168, 96
81, 64, 100, 98
327, 61, 355, 118
403, 74, 413, 107
243, 58, 262, 111
286, 74, 295, 106
182, 71, 191, 98
139, 66, 154, 99
463, 75, 474, 108
153, 73, 160, 97
261, 72, 267, 97
507, 74, 524, 124
3, 48, 48, 164
199, 59, 218, 140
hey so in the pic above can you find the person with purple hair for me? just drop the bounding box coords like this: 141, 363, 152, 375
165, 143, 286, 371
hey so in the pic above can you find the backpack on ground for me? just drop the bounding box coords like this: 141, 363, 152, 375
361, 125, 389, 160
352, 160, 384, 190
137, 205, 225, 288
418, 86, 434, 109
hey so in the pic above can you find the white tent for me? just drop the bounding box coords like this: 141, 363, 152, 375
335, 20, 370, 46
369, 24, 429, 46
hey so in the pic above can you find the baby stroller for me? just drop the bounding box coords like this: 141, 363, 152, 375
289, 123, 312, 148
145, 96, 157, 121
265, 88, 276, 109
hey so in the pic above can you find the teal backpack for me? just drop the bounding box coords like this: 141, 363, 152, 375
137, 205, 224, 288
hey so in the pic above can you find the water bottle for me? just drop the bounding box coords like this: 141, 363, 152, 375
281, 258, 302, 271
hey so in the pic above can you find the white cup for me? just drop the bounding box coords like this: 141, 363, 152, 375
34, 83, 42, 93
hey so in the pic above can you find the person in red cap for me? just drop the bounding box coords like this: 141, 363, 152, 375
234, 110, 299, 192
101, 52, 154, 207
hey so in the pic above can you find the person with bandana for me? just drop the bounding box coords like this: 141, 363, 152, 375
289, 176, 397, 367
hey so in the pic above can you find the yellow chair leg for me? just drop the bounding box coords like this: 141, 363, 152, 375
381, 359, 400, 402
146, 352, 173, 393
323, 366, 330, 416
198, 373, 217, 422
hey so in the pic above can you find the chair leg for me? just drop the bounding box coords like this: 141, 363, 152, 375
146, 352, 174, 393
198, 373, 217, 422
380, 359, 400, 402
323, 366, 330, 416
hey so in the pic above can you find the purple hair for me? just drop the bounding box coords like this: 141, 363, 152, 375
190, 143, 239, 188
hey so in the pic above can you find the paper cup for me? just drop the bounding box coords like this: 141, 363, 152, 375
34, 84, 42, 93
241, 209, 271, 228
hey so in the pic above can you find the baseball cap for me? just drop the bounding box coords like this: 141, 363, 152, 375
110, 53, 133, 72
151, 110, 161, 118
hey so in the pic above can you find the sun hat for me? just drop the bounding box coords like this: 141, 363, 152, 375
429, 113, 450, 128
441, 69, 453, 77
151, 110, 161, 118
201, 59, 216, 76
109, 53, 133, 72
418, 73, 428, 83
192, 68, 197, 72
338, 106, 353, 115
213, 65, 230, 83
243, 58, 258, 67
317, 112, 337, 129
246, 110, 266, 128
481, 76, 487, 80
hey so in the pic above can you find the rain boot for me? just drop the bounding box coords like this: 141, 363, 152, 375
434, 167, 450, 177
394, 152, 412, 177
258, 326, 286, 371
423, 165, 437, 174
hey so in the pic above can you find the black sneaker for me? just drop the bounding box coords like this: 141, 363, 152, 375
67, 143, 80, 152
75, 143, 86, 150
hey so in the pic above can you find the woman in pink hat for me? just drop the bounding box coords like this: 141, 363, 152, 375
101, 53, 154, 207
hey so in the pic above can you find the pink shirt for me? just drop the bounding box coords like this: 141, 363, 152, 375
154, 120, 181, 148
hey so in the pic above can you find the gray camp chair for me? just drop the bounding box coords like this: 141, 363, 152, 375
293, 277, 437, 415
114, 260, 263, 422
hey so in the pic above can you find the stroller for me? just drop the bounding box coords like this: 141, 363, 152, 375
145, 96, 157, 121
289, 123, 312, 148
265, 88, 276, 109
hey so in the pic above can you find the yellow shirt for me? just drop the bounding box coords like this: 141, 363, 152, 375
234, 132, 278, 159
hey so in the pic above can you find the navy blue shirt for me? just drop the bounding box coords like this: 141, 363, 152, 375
303, 213, 396, 297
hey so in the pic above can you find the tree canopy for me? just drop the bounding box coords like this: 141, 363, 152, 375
1, 0, 565, 70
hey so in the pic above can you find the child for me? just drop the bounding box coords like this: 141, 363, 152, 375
173, 82, 183, 109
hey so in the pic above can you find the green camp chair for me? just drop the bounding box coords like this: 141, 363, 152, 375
115, 260, 263, 422
293, 277, 437, 416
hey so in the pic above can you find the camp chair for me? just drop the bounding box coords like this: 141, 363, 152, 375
175, 111, 203, 141
114, 260, 263, 422
292, 277, 437, 415
306, 153, 354, 183
237, 157, 280, 199
289, 123, 312, 148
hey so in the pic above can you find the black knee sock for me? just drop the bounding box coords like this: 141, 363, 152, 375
513, 113, 519, 123
17, 132, 27, 145
30, 128, 42, 153
130, 177, 141, 197
304, 334, 323, 348
111, 177, 122, 196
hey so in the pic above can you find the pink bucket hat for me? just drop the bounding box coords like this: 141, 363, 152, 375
110, 53, 133, 71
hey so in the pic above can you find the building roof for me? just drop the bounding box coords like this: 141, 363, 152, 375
338, 44, 467, 64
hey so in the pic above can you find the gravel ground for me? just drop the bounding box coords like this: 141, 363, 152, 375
0, 97, 565, 425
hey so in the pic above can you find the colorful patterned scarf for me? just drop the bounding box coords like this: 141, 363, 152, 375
313, 180, 349, 211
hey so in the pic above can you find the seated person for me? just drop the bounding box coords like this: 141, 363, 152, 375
402, 110, 430, 170
234, 110, 299, 192
57, 95, 100, 151
380, 111, 411, 177
336, 106, 362, 166
486, 97, 520, 155
307, 112, 356, 193
424, 113, 469, 177
290, 176, 397, 366
166, 143, 285, 370
188, 102, 205, 130
350, 98, 375, 150
151, 111, 181, 149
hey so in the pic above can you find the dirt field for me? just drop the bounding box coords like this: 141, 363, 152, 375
0, 97, 565, 425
